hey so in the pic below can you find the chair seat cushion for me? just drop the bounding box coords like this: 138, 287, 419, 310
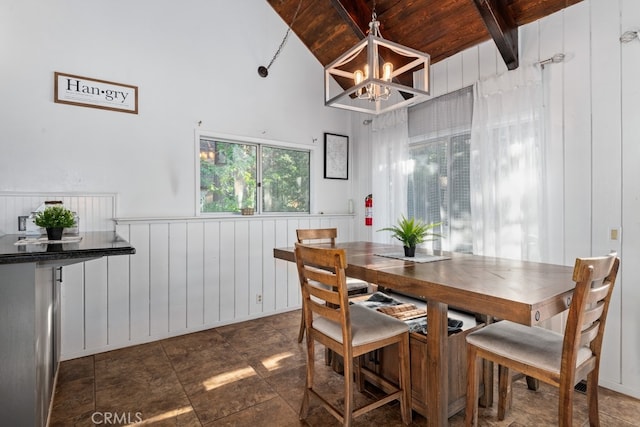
309, 278, 368, 291
466, 321, 593, 374
346, 277, 369, 292
313, 304, 408, 347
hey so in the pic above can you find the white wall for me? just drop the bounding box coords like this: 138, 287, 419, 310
0, 0, 352, 218
350, 0, 639, 399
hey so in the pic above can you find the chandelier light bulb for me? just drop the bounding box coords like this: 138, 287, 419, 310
383, 62, 393, 82
354, 69, 364, 96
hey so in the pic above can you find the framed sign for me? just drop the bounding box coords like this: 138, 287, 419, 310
54, 72, 138, 114
324, 133, 349, 179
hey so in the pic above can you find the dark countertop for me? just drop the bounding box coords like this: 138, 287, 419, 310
0, 231, 135, 265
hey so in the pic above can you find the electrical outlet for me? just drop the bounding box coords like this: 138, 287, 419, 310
609, 228, 621, 241
18, 216, 27, 231
256, 294, 263, 304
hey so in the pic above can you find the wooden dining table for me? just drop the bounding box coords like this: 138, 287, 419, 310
274, 241, 575, 427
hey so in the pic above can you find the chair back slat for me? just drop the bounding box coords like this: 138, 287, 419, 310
581, 300, 605, 331
579, 321, 600, 348
586, 283, 610, 305
305, 267, 339, 287
572, 256, 616, 282
311, 300, 343, 322
297, 228, 337, 244
307, 280, 342, 306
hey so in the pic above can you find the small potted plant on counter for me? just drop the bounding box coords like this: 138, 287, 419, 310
34, 205, 76, 241
378, 215, 442, 257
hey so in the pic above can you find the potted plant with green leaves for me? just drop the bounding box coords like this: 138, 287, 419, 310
34, 205, 76, 241
378, 215, 442, 257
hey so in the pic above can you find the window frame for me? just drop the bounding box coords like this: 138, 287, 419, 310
195, 131, 313, 216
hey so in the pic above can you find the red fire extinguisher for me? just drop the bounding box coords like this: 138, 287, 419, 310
365, 194, 373, 226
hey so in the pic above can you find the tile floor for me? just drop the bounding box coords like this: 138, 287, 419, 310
49, 310, 639, 426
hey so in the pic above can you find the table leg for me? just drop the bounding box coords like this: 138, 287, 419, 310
479, 314, 493, 408
426, 300, 448, 427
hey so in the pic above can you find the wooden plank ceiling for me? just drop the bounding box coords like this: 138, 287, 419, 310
266, 0, 582, 71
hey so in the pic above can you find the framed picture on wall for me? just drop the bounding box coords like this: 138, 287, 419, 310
54, 72, 138, 114
324, 133, 348, 180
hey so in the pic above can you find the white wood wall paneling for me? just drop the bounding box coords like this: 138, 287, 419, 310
219, 222, 236, 320
234, 220, 250, 318
590, 0, 623, 385
107, 249, 130, 344
60, 263, 84, 355
84, 258, 108, 350
562, 2, 593, 261
149, 224, 170, 336
261, 220, 276, 313
431, 59, 448, 98
447, 54, 464, 93
169, 222, 188, 332
536, 8, 567, 334
461, 47, 480, 88
249, 220, 263, 316
127, 224, 151, 340
60, 215, 355, 360
519, 20, 540, 65
539, 12, 567, 265
274, 219, 289, 312
0, 192, 116, 234
620, 0, 640, 398
187, 222, 205, 328
203, 221, 221, 324
286, 219, 301, 308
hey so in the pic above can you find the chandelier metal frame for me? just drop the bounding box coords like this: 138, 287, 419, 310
324, 12, 431, 115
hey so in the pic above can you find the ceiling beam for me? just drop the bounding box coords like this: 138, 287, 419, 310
471, 0, 519, 69
330, 0, 371, 39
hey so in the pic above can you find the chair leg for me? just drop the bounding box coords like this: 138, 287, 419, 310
526, 375, 540, 391
297, 311, 305, 343
480, 360, 493, 407
355, 355, 364, 393
398, 333, 412, 425
557, 377, 574, 427
326, 348, 333, 366
465, 345, 480, 427
587, 370, 601, 427
497, 365, 512, 420
299, 336, 314, 420
343, 352, 354, 427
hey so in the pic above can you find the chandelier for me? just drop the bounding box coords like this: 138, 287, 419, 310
324, 6, 430, 115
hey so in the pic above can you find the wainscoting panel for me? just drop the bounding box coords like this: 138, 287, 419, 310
128, 224, 151, 341
59, 215, 356, 360
169, 222, 188, 333
0, 192, 116, 234
187, 222, 205, 329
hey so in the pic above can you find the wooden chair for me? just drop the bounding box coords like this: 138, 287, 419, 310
465, 254, 620, 426
296, 228, 369, 343
294, 243, 412, 426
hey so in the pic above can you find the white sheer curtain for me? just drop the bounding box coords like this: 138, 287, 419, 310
371, 108, 409, 243
470, 65, 547, 261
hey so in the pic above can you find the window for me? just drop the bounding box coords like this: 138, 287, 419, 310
408, 87, 473, 253
199, 136, 310, 214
